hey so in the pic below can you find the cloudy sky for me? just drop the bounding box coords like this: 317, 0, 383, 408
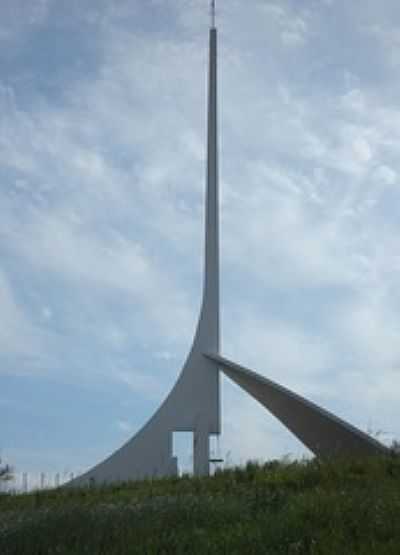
2, 0, 400, 481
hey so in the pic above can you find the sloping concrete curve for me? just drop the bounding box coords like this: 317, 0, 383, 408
207, 354, 388, 458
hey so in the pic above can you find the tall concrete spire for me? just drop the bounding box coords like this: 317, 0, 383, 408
203, 9, 219, 356
211, 0, 216, 29
69, 7, 387, 489
69, 9, 222, 486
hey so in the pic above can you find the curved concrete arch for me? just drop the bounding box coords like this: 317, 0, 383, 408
207, 354, 388, 458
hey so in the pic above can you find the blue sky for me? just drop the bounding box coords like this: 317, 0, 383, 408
2, 0, 400, 482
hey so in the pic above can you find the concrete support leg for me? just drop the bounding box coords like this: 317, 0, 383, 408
193, 428, 210, 476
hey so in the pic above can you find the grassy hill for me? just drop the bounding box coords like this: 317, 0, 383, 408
1, 456, 400, 554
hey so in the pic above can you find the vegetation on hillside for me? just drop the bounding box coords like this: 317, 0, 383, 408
0, 457, 12, 483
1, 456, 400, 554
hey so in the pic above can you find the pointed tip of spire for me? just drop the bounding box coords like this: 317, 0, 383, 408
210, 0, 216, 29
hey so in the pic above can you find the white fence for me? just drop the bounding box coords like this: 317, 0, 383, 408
1, 471, 77, 494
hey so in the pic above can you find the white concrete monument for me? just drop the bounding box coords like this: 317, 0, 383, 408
70, 2, 387, 487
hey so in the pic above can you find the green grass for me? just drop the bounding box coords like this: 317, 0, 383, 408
1, 456, 400, 554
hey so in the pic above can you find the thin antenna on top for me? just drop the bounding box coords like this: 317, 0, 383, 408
211, 0, 216, 28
